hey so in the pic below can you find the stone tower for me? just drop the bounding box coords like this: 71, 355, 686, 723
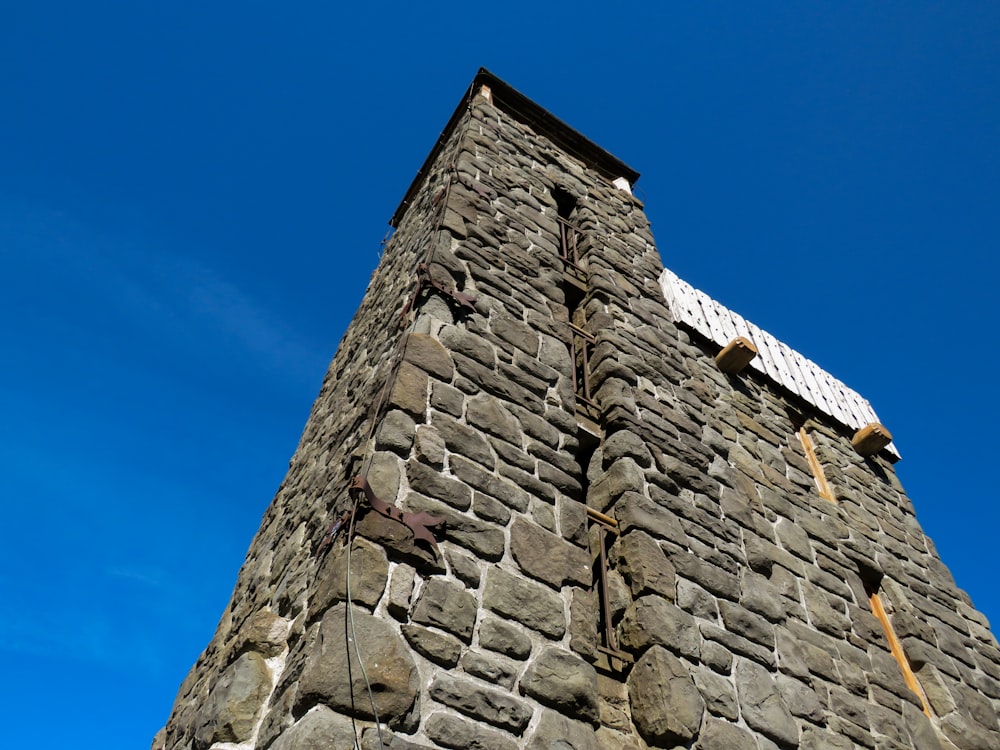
155, 69, 1000, 750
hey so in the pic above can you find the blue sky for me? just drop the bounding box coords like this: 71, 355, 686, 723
2, 3, 998, 747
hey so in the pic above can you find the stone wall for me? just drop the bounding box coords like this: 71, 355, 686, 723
156, 73, 1000, 750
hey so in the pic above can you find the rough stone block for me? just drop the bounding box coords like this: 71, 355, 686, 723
355, 506, 443, 574
387, 563, 415, 620
402, 332, 455, 381
483, 568, 566, 638
479, 616, 532, 660
719, 599, 775, 649
693, 718, 758, 750
800, 726, 854, 750
312, 537, 389, 614
627, 646, 704, 745
404, 493, 505, 561
559, 496, 588, 547
471, 491, 513, 524
460, 650, 518, 689
195, 651, 272, 747
611, 530, 676, 600
269, 705, 357, 750
830, 686, 872, 731
411, 578, 477, 642
735, 659, 798, 747
692, 668, 739, 720
614, 491, 688, 545
671, 549, 739, 601
360, 727, 435, 750
450, 455, 528, 511
802, 582, 851, 636
603, 430, 653, 468
776, 672, 825, 722
406, 460, 472, 511
453, 352, 544, 410
297, 604, 418, 724
466, 393, 523, 444
367, 451, 402, 507
520, 646, 600, 723
739, 570, 786, 623
401, 624, 462, 667
677, 578, 720, 620
775, 627, 811, 680
430, 673, 533, 733
444, 546, 481, 588
498, 462, 557, 503
425, 711, 518, 750
618, 595, 700, 660
430, 381, 464, 417
526, 709, 601, 750
492, 434, 536, 472
511, 516, 590, 590
432, 413, 495, 469
701, 622, 776, 669
240, 609, 291, 658
537, 460, 584, 497
775, 517, 814, 562
388, 362, 428, 419
587, 458, 644, 513
376, 409, 417, 455
490, 312, 539, 356
413, 424, 445, 467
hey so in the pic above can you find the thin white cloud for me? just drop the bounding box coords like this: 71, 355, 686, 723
0, 201, 329, 389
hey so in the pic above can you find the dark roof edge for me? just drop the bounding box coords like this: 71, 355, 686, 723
390, 68, 641, 228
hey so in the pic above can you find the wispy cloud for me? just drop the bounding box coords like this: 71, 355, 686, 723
0, 202, 329, 390
0, 557, 213, 679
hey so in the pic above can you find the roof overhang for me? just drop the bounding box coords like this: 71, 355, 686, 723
390, 68, 640, 228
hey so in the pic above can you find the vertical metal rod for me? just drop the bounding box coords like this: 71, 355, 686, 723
596, 526, 617, 650
570, 337, 580, 396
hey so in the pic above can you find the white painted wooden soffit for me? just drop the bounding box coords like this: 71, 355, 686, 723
659, 267, 900, 460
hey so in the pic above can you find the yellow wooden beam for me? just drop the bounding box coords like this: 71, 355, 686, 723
714, 336, 758, 374
852, 422, 893, 457
797, 427, 836, 503
869, 591, 933, 718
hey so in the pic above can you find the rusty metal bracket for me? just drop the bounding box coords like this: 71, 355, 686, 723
350, 475, 445, 552
401, 263, 476, 319
317, 509, 353, 554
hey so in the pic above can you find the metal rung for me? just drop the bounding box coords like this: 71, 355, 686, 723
596, 645, 634, 663
586, 507, 619, 528
568, 322, 596, 342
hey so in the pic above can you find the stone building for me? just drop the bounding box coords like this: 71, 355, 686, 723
155, 69, 1000, 750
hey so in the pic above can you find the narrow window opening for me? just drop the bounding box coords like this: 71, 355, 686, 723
570, 324, 598, 416
587, 506, 631, 670
860, 569, 934, 718
553, 188, 585, 292
582, 431, 630, 670
553, 188, 598, 422
552, 186, 576, 220
551, 190, 624, 670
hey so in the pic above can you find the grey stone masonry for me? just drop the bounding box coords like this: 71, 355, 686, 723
155, 69, 1000, 750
